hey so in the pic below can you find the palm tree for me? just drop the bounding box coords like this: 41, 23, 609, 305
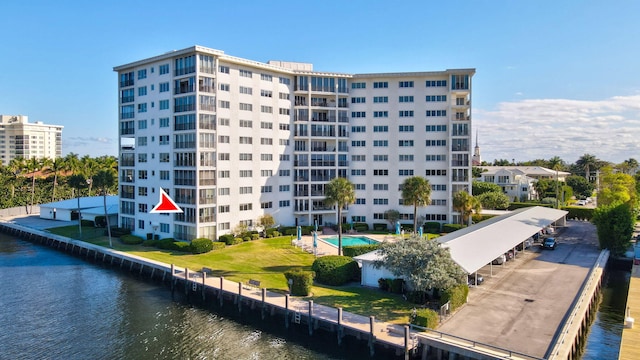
324, 177, 355, 256
401, 176, 431, 232
25, 157, 41, 214
47, 157, 65, 202
93, 170, 115, 247
96, 155, 118, 174
64, 152, 81, 175
68, 174, 87, 238
452, 191, 479, 225
80, 155, 98, 195
548, 156, 564, 208
576, 154, 597, 182
7, 157, 26, 200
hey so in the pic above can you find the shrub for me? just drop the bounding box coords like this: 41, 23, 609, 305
424, 222, 441, 233
265, 228, 279, 238
563, 206, 594, 221
311, 256, 360, 286
442, 224, 465, 233
190, 238, 214, 254
373, 223, 388, 232
94, 216, 107, 228
251, 233, 260, 240
142, 239, 158, 247
212, 241, 226, 250
120, 234, 144, 245
219, 234, 235, 245
156, 238, 177, 250
508, 202, 552, 210
342, 244, 379, 257
391, 278, 404, 294
353, 222, 369, 232
109, 227, 131, 237
378, 278, 389, 291
173, 241, 191, 252
231, 237, 243, 245
81, 219, 95, 227
441, 284, 469, 312
284, 269, 314, 296
411, 308, 439, 329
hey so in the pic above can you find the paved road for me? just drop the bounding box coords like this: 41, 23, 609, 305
437, 220, 600, 358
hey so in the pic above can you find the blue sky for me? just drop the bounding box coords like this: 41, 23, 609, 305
1, 0, 639, 164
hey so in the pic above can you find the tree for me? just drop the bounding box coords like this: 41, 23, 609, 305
401, 176, 431, 232
68, 174, 87, 238
93, 170, 115, 247
472, 181, 502, 196
257, 214, 275, 230
592, 202, 634, 256
25, 157, 41, 214
576, 154, 598, 181
383, 209, 400, 230
476, 192, 510, 210
548, 156, 565, 209
324, 177, 355, 256
597, 166, 637, 207
47, 157, 66, 202
452, 191, 479, 225
80, 155, 98, 195
566, 175, 595, 199
533, 178, 553, 200
492, 159, 511, 166
375, 235, 466, 299
471, 167, 486, 178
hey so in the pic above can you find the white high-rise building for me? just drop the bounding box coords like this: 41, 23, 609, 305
114, 46, 474, 240
0, 115, 63, 166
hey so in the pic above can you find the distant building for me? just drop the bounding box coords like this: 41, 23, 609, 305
477, 166, 571, 201
472, 130, 481, 166
114, 45, 475, 240
0, 115, 63, 166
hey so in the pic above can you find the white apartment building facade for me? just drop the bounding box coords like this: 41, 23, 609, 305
114, 46, 474, 240
0, 115, 63, 166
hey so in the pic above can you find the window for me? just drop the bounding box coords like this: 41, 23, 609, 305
373, 155, 388, 161
426, 125, 447, 132
373, 199, 389, 205
219, 83, 230, 91
219, 65, 229, 74
160, 171, 170, 180
138, 137, 147, 146
261, 186, 272, 193
239, 153, 252, 161
119, 71, 134, 87
426, 154, 447, 162
159, 64, 169, 75
239, 69, 252, 78
174, 95, 195, 112
239, 103, 252, 111
279, 185, 290, 192
120, 88, 134, 103
138, 103, 147, 113
351, 169, 366, 176
373, 96, 388, 103
431, 184, 447, 191
399, 169, 414, 176
399, 95, 414, 102
261, 105, 273, 113
373, 140, 388, 147
159, 153, 170, 162
159, 100, 169, 110
351, 97, 366, 104
138, 119, 147, 129
159, 82, 169, 93
138, 153, 147, 163
219, 170, 230, 178
426, 140, 447, 147
159, 135, 169, 145
373, 82, 388, 88
426, 95, 447, 102
373, 111, 388, 118
399, 110, 413, 117
355, 198, 366, 205
260, 89, 273, 98
279, 77, 291, 85
240, 170, 253, 177
399, 81, 413, 88
199, 77, 215, 93
373, 184, 388, 191
138, 186, 148, 196
138, 170, 148, 180
399, 125, 414, 132
219, 205, 230, 213
261, 170, 272, 177
352, 155, 366, 161
426, 110, 447, 117
239, 203, 252, 211
138, 86, 147, 96
279, 92, 290, 100
261, 74, 273, 81
280, 154, 290, 161
239, 186, 252, 194
219, 100, 230, 109
137, 69, 147, 79
351, 82, 366, 89
174, 55, 195, 76
426, 80, 447, 87
399, 140, 414, 147
279, 200, 290, 207
351, 111, 366, 118
373, 125, 388, 132
261, 138, 273, 145
374, 169, 389, 176
219, 153, 230, 160
351, 140, 366, 147
451, 138, 469, 151
399, 154, 414, 161
426, 169, 447, 176
239, 120, 252, 128
239, 86, 252, 94
351, 126, 366, 133
261, 202, 273, 209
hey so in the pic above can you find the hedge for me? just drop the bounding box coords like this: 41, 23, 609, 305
507, 202, 552, 210
109, 227, 131, 237
212, 241, 226, 250
311, 256, 360, 286
218, 234, 235, 245
352, 222, 369, 232
190, 238, 214, 254
373, 223, 388, 231
120, 234, 144, 245
142, 239, 158, 247
284, 269, 314, 296
442, 224, 465, 233
156, 238, 190, 252
441, 284, 469, 312
471, 214, 496, 223
563, 206, 594, 221
342, 244, 379, 258
411, 308, 439, 329
424, 222, 441, 233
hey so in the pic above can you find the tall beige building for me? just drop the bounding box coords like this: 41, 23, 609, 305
0, 115, 63, 166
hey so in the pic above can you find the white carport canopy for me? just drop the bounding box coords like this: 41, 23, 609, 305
438, 206, 568, 275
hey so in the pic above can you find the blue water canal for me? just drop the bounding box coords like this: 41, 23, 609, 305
0, 232, 628, 359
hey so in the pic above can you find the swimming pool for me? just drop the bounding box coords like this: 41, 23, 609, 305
320, 236, 378, 247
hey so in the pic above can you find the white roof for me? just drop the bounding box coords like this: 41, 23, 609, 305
438, 206, 568, 274
40, 196, 119, 210
83, 204, 119, 216
353, 250, 384, 263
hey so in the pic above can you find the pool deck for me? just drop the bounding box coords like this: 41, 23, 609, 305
293, 232, 397, 256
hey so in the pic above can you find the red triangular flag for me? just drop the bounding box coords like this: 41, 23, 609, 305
150, 188, 183, 213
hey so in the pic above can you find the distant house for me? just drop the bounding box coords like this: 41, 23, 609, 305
39, 196, 119, 225
477, 166, 571, 201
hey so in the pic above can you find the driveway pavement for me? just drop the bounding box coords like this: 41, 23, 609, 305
437, 220, 600, 358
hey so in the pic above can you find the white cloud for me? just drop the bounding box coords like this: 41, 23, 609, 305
474, 94, 640, 164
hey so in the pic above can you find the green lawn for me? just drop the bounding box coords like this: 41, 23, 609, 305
45, 225, 415, 323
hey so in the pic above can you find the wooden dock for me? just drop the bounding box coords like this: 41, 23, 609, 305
619, 261, 640, 360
